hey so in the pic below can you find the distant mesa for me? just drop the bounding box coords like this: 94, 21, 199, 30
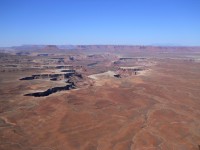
43, 45, 59, 51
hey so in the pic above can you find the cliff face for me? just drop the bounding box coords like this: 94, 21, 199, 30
20, 73, 75, 80
24, 84, 76, 97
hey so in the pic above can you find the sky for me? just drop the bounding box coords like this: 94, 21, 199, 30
0, 0, 200, 46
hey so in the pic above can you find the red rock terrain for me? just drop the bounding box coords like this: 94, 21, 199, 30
0, 46, 200, 150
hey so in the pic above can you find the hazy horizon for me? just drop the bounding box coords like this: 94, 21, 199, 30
1, 43, 200, 48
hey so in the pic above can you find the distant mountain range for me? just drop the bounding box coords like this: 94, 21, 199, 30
0, 45, 200, 54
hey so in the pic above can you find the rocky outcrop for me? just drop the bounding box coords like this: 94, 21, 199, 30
116, 67, 145, 77
20, 76, 35, 80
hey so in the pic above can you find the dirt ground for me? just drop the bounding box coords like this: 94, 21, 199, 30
0, 47, 200, 150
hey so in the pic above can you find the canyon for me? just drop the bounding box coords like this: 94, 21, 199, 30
0, 45, 200, 150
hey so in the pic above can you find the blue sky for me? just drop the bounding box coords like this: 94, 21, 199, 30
0, 0, 200, 46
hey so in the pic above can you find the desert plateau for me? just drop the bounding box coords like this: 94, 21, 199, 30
0, 45, 200, 150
